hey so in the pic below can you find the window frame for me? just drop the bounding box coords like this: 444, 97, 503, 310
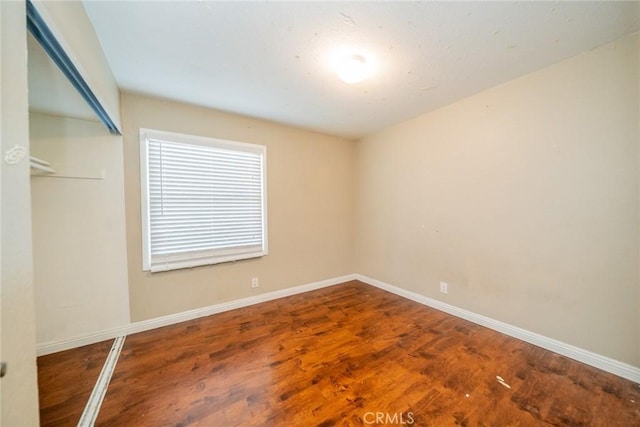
139, 128, 268, 272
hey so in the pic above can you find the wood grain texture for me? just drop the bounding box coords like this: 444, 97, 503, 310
90, 281, 640, 426
37, 339, 114, 426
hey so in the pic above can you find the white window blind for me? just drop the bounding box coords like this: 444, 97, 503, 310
140, 129, 267, 272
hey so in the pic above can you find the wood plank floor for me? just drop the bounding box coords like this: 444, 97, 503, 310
37, 338, 114, 426
38, 281, 640, 426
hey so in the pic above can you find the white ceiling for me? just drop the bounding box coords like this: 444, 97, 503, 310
83, 1, 639, 140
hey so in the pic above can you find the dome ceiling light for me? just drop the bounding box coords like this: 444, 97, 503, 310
337, 54, 370, 84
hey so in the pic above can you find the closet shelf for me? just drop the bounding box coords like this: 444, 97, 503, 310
30, 154, 105, 180
30, 156, 56, 174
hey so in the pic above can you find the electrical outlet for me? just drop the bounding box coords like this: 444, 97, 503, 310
439, 282, 448, 295
251, 277, 259, 288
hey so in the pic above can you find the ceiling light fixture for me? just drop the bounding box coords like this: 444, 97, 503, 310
337, 54, 369, 84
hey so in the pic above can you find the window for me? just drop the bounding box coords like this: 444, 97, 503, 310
140, 129, 267, 272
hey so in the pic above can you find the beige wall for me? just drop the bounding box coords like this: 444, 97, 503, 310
122, 93, 354, 321
355, 34, 640, 365
0, 0, 40, 424
30, 113, 130, 346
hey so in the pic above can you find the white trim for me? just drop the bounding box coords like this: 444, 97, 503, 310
36, 273, 640, 384
36, 274, 356, 356
356, 274, 640, 384
77, 336, 126, 427
139, 130, 151, 271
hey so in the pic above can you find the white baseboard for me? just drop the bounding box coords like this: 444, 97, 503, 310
356, 274, 640, 384
36, 274, 356, 356
37, 272, 640, 384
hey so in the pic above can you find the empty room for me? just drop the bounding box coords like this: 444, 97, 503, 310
1, 0, 639, 425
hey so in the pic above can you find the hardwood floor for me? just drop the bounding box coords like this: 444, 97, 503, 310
38, 281, 640, 426
37, 338, 114, 426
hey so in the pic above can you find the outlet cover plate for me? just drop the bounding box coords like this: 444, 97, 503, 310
439, 282, 448, 294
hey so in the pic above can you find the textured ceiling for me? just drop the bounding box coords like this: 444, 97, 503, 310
83, 1, 639, 140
